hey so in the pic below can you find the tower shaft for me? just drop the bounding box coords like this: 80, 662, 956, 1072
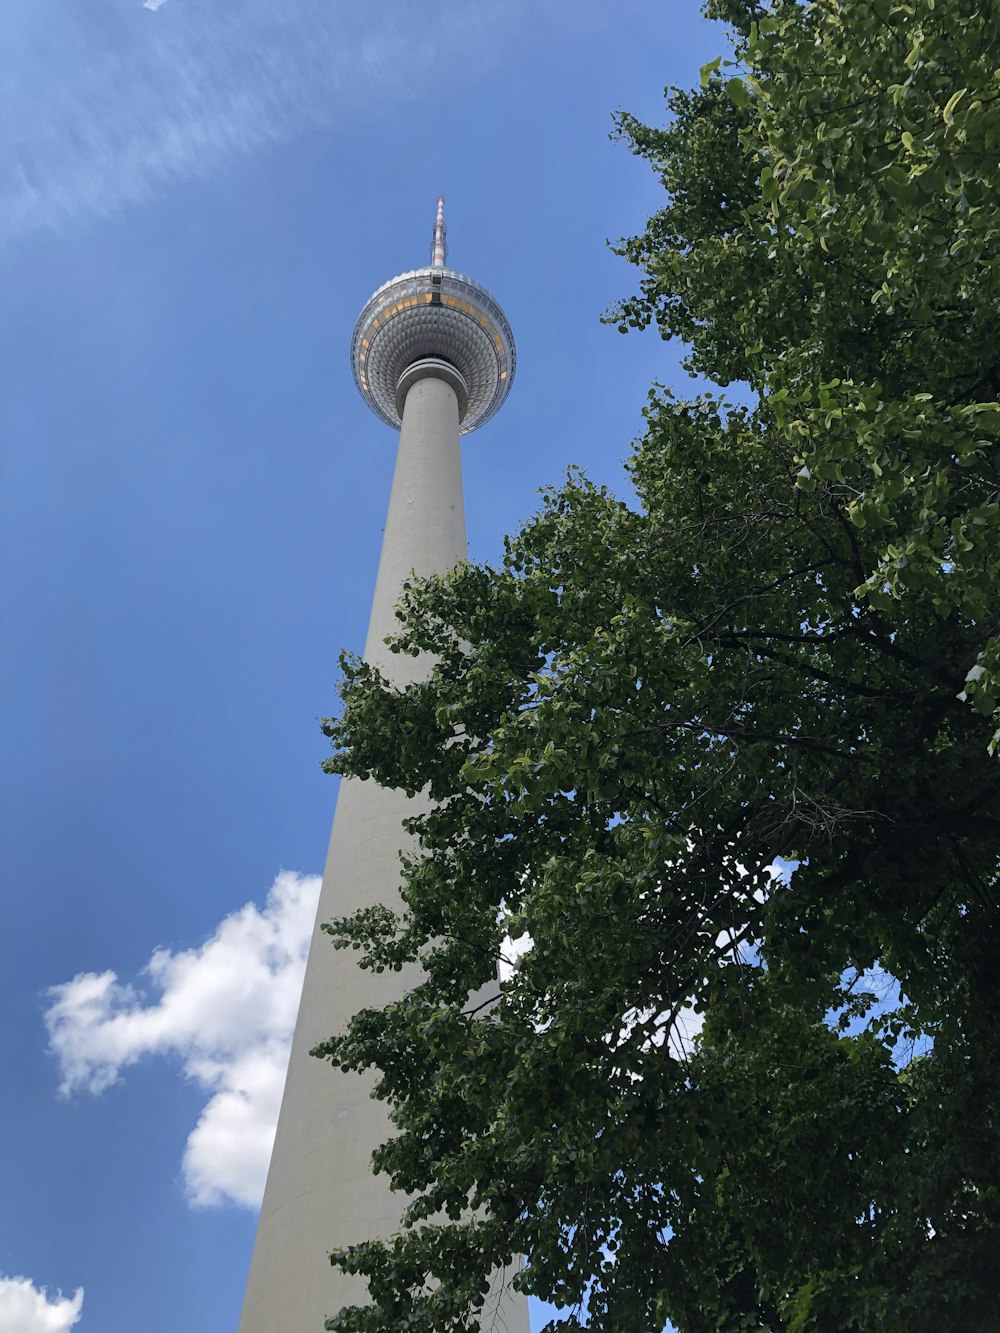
240, 370, 527, 1332
365, 372, 466, 674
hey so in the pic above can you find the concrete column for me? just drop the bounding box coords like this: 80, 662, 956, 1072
364, 371, 468, 678
239, 372, 529, 1333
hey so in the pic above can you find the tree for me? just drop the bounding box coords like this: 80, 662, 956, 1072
315, 2, 1000, 1328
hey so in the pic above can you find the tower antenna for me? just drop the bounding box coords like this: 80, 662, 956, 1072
431, 195, 447, 268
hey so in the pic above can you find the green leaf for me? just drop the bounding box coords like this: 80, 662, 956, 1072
942, 87, 967, 124
726, 76, 749, 109
699, 54, 722, 87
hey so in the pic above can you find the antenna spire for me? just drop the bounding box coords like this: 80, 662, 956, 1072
431, 196, 447, 268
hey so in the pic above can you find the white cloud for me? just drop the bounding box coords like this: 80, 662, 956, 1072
46, 870, 320, 1209
0, 1277, 83, 1333
1, 0, 570, 243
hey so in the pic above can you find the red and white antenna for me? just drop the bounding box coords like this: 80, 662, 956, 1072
431, 195, 447, 268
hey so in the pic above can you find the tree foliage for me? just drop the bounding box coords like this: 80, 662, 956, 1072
315, 2, 1000, 1328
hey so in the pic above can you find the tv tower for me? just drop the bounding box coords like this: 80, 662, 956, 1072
239, 201, 527, 1332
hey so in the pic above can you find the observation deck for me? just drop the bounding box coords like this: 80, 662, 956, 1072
351, 202, 515, 435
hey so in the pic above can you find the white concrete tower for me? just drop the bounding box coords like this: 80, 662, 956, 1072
239, 202, 527, 1333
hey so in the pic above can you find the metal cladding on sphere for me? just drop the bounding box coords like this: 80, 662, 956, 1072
351, 262, 515, 435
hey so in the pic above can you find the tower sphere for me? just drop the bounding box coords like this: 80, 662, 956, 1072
351, 202, 515, 435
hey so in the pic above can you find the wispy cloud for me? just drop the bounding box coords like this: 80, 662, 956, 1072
0, 1276, 83, 1333
1, 0, 544, 245
46, 871, 320, 1209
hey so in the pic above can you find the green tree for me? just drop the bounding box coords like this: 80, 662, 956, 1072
315, 2, 1000, 1328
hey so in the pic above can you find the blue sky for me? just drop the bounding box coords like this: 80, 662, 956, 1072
1, 2, 725, 1329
